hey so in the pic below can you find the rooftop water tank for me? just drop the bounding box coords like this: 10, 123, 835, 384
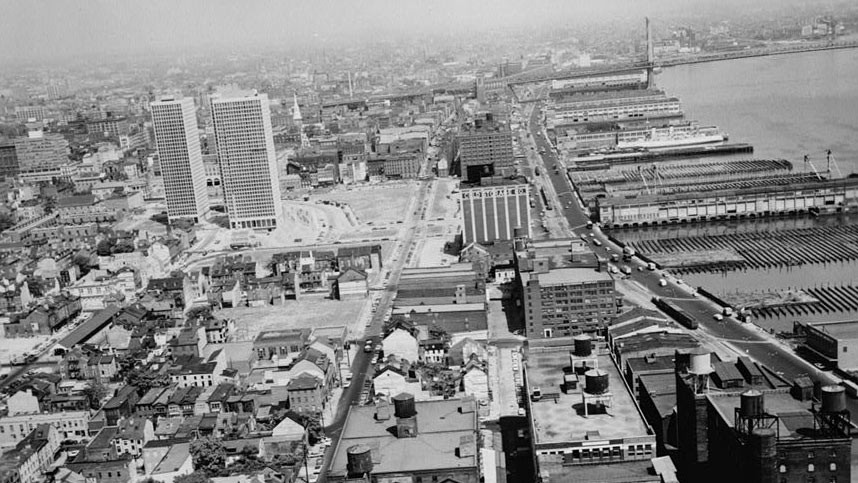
821, 385, 847, 413
584, 369, 609, 395
573, 335, 592, 357
346, 444, 373, 476
688, 349, 712, 375
740, 390, 765, 417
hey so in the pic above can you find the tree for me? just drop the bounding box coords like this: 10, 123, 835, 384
125, 366, 170, 395
186, 305, 213, 323
96, 238, 115, 256
174, 471, 211, 483
82, 381, 109, 410
189, 437, 227, 475
0, 213, 15, 233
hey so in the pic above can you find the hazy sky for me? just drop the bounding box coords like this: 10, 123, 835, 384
0, 0, 840, 62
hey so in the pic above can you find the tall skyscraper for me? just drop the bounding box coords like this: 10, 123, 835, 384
151, 97, 210, 223
210, 90, 283, 230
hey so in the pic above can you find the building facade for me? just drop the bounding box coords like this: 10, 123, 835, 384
210, 91, 283, 230
151, 97, 210, 222
457, 115, 514, 182
461, 178, 531, 245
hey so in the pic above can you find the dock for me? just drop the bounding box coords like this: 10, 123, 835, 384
625, 224, 858, 272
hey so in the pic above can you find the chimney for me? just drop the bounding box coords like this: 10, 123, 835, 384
375, 399, 391, 421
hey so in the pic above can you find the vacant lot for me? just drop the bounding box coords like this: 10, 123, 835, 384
216, 298, 365, 342
314, 182, 416, 225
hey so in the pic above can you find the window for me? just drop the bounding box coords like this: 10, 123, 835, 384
808, 464, 815, 472
829, 463, 836, 471
780, 465, 787, 473
843, 347, 847, 353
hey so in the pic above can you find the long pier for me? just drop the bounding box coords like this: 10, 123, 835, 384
749, 284, 858, 320
625, 224, 858, 273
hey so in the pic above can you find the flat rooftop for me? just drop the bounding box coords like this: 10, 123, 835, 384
328, 398, 478, 478
532, 267, 613, 286
707, 391, 817, 440
808, 320, 858, 341
526, 346, 650, 447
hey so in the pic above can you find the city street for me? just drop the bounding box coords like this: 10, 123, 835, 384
316, 175, 436, 482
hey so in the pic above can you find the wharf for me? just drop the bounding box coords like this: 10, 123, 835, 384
739, 284, 858, 319
627, 224, 858, 272
569, 143, 754, 168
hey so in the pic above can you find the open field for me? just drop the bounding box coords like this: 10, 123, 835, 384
216, 298, 366, 343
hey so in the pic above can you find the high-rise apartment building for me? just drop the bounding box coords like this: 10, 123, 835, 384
460, 176, 531, 245
151, 97, 209, 223
456, 114, 514, 182
210, 91, 283, 230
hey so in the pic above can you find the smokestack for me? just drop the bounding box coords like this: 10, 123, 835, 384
348, 71, 354, 98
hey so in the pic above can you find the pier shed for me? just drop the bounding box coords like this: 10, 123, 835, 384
802, 320, 858, 371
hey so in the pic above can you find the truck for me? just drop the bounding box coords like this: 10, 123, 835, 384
722, 307, 734, 316
622, 246, 636, 261
647, 262, 656, 271
610, 254, 620, 262
622, 266, 632, 275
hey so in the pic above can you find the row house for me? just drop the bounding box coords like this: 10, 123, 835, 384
103, 385, 140, 426
0, 425, 60, 483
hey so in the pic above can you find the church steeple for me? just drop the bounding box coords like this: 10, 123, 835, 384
292, 92, 302, 123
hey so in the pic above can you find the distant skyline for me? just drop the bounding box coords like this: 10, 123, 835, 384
0, 0, 849, 63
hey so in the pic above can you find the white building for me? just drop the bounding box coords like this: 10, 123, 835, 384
210, 90, 283, 231
382, 328, 419, 362
151, 97, 210, 222
0, 411, 89, 448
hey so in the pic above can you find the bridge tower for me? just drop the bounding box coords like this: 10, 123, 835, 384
646, 17, 655, 88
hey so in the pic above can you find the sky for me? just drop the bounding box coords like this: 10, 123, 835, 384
0, 0, 842, 62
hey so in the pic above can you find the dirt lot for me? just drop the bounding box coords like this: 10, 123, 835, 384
313, 182, 416, 225
216, 298, 365, 342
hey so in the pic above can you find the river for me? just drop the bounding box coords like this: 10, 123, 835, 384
657, 48, 858, 174
615, 48, 858, 331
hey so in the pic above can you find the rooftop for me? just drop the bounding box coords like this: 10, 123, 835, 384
525, 345, 651, 448
329, 397, 479, 478
707, 391, 818, 440
807, 320, 858, 341
531, 267, 613, 286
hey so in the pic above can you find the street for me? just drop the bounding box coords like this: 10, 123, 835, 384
316, 175, 436, 482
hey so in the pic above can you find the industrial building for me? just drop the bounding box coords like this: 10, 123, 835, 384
514, 238, 616, 338
674, 348, 851, 482
393, 264, 488, 334
551, 96, 682, 127
801, 320, 858, 371
460, 176, 531, 245
327, 394, 480, 483
210, 90, 284, 231
151, 97, 210, 223
456, 114, 514, 182
524, 338, 663, 482
596, 177, 858, 227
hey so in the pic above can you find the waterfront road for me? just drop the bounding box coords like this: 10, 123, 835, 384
526, 105, 852, 415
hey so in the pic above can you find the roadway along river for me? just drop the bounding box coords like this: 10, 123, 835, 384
658, 48, 858, 172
